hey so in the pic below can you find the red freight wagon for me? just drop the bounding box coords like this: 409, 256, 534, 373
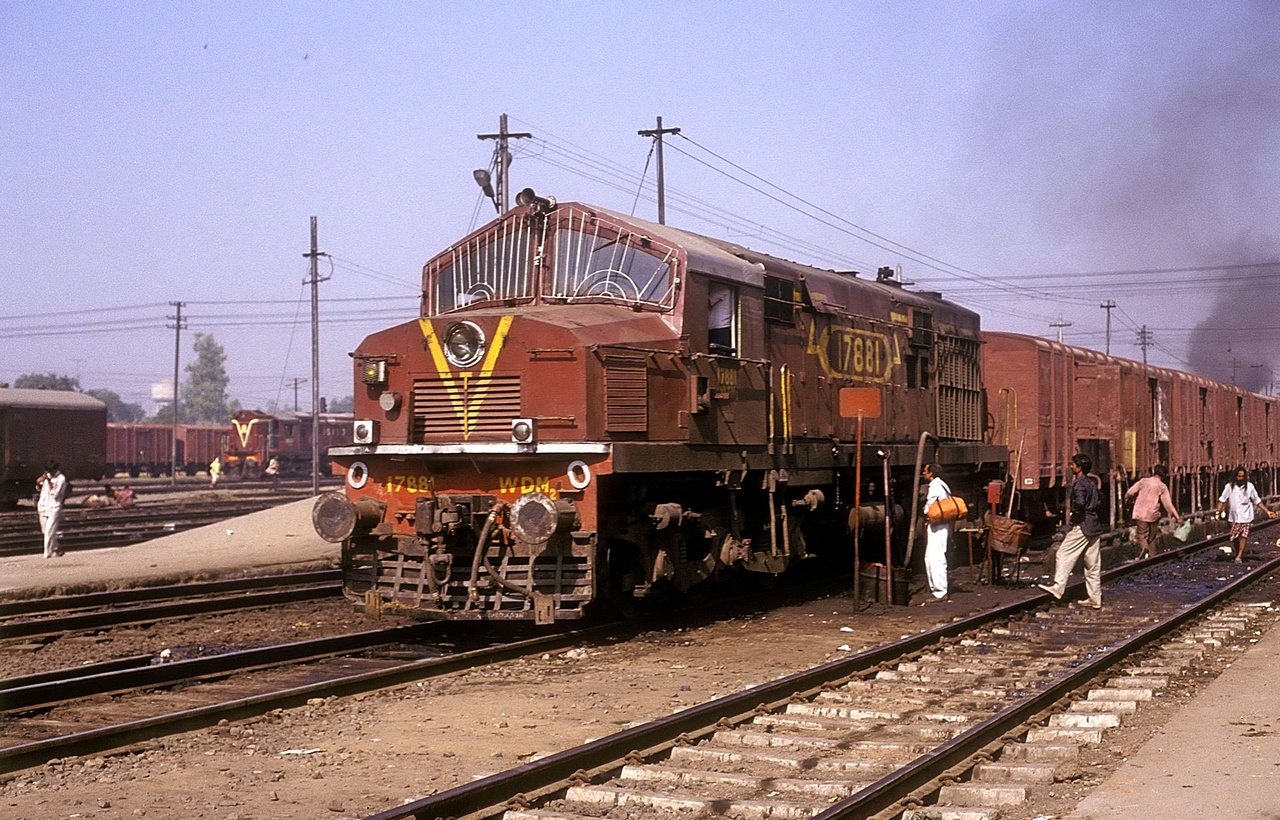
982, 331, 1278, 523
106, 423, 174, 478
0, 388, 106, 506
178, 425, 227, 475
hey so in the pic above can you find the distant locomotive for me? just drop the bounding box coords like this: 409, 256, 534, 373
314, 194, 1007, 623
0, 388, 106, 506
983, 331, 1279, 529
225, 409, 353, 476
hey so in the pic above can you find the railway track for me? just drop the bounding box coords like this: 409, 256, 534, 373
0, 570, 341, 641
0, 575, 858, 777
0, 621, 599, 775
0, 497, 294, 556
365, 528, 1280, 820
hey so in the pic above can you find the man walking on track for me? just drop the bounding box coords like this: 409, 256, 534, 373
1038, 453, 1104, 609
1216, 467, 1275, 563
1125, 464, 1182, 559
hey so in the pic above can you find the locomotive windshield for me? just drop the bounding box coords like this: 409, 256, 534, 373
426, 204, 679, 315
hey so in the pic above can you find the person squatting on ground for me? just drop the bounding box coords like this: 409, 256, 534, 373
36, 460, 68, 559
1125, 464, 1182, 559
1038, 453, 1104, 609
1216, 467, 1274, 563
922, 462, 953, 603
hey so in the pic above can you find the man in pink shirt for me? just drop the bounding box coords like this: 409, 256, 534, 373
1125, 464, 1182, 559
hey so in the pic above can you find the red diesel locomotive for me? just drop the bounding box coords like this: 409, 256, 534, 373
313, 193, 1006, 623
224, 409, 353, 476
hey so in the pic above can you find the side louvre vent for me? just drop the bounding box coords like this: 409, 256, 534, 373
604, 356, 648, 433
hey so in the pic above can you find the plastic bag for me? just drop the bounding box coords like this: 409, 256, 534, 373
1173, 520, 1193, 543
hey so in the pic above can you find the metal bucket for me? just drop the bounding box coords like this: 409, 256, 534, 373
858, 563, 910, 606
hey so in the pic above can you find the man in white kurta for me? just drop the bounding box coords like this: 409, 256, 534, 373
36, 461, 68, 558
923, 463, 952, 602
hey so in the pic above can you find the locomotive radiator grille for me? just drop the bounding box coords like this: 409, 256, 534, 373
936, 336, 982, 441
412, 374, 522, 439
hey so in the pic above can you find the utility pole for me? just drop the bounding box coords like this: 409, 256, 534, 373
303, 218, 328, 497
1228, 356, 1241, 385
1049, 315, 1072, 344
477, 113, 532, 213
638, 116, 681, 225
166, 302, 187, 487
290, 377, 308, 412
1099, 300, 1116, 355
1135, 325, 1152, 366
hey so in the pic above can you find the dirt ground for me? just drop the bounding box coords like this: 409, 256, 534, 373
3, 535, 1275, 820
0, 573, 1040, 820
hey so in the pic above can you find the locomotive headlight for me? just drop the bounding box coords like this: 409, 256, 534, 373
443, 321, 486, 368
353, 419, 379, 445
360, 359, 388, 386
511, 418, 535, 445
378, 391, 402, 413
509, 492, 578, 544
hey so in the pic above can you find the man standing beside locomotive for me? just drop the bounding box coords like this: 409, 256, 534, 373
1038, 453, 1104, 609
921, 463, 952, 604
1216, 467, 1275, 563
1125, 464, 1182, 559
35, 461, 68, 559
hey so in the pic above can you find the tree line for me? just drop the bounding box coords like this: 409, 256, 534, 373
9, 333, 352, 423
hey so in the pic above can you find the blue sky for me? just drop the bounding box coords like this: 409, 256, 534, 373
3, 1, 1278, 411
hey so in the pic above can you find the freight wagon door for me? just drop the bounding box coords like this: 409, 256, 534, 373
1073, 361, 1121, 441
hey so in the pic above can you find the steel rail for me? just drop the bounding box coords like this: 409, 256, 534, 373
815, 552, 1280, 819
362, 530, 1274, 820
0, 625, 595, 775
0, 582, 340, 641
0, 621, 446, 712
0, 576, 856, 775
0, 498, 299, 555
0, 569, 340, 618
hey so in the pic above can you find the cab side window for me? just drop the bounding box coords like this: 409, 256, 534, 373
708, 281, 737, 355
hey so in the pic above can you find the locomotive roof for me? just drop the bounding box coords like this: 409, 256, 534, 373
570, 203, 978, 322
0, 387, 107, 412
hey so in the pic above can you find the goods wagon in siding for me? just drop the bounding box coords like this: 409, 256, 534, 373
107, 423, 174, 477
982, 331, 1278, 529
0, 388, 106, 506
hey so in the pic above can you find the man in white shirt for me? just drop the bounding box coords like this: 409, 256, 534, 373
36, 461, 68, 558
1216, 467, 1275, 563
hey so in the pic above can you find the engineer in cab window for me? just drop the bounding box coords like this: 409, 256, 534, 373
708, 281, 736, 354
